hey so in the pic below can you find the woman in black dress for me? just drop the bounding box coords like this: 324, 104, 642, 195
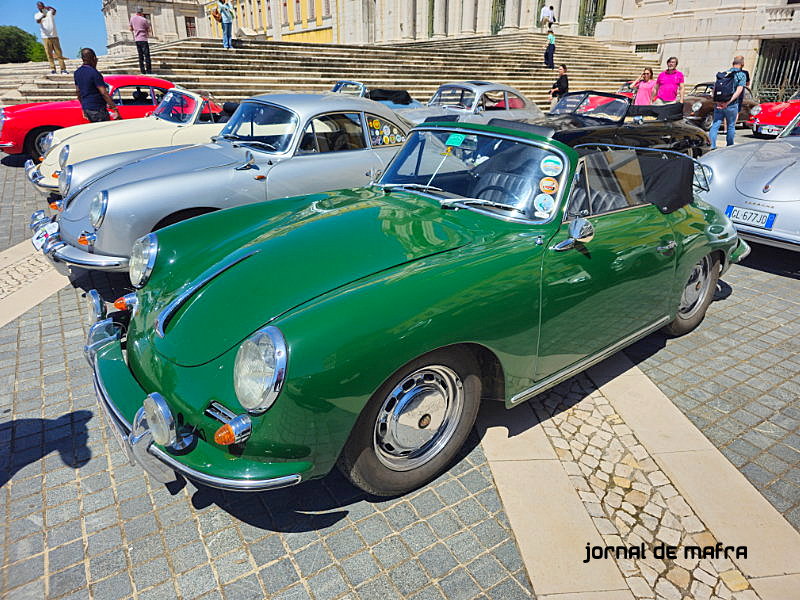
549, 64, 569, 111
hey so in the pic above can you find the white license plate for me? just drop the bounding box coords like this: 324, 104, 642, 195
725, 205, 776, 230
758, 125, 781, 135
32, 221, 59, 250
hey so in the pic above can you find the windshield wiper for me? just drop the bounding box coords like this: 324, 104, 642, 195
379, 183, 445, 194
240, 140, 277, 151
440, 197, 525, 214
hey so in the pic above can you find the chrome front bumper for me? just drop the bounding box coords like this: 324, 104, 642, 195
86, 305, 303, 492
24, 159, 58, 195
30, 210, 130, 271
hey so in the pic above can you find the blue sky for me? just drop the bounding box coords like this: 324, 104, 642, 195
4, 0, 109, 58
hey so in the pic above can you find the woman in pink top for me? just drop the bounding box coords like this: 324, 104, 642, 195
632, 68, 656, 105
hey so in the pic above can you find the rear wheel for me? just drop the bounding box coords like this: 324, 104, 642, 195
700, 114, 713, 131
24, 126, 58, 161
663, 253, 720, 336
338, 348, 481, 496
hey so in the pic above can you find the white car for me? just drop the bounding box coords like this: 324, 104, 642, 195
25, 88, 233, 196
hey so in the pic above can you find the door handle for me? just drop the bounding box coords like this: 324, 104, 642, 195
657, 240, 677, 253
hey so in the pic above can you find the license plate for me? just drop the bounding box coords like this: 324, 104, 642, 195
32, 221, 59, 250
725, 205, 776, 230
758, 125, 781, 135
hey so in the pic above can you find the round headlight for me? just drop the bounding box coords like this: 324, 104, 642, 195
129, 233, 158, 289
41, 132, 55, 156
750, 106, 761, 116
691, 101, 702, 112
234, 326, 287, 414
58, 165, 72, 196
143, 393, 176, 446
89, 190, 108, 228
702, 165, 713, 183
58, 144, 70, 168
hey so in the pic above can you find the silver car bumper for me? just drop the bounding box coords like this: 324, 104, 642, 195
737, 230, 799, 252
86, 308, 303, 492
30, 210, 130, 271
24, 159, 57, 195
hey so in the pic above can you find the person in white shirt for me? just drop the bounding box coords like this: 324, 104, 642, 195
34, 2, 67, 74
539, 5, 557, 32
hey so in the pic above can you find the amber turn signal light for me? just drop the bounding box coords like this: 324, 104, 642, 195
49, 201, 61, 211
214, 424, 236, 445
77, 235, 89, 245
113, 293, 138, 312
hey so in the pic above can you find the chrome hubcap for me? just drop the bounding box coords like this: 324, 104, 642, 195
374, 365, 464, 471
679, 255, 712, 318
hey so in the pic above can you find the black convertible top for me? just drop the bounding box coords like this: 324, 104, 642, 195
627, 102, 683, 121
365, 89, 416, 106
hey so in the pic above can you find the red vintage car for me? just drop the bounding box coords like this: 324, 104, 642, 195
0, 75, 174, 159
747, 89, 800, 138
616, 80, 636, 99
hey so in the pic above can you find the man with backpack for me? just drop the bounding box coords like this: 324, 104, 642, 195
709, 57, 747, 149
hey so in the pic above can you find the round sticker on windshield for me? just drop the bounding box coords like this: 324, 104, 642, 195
539, 177, 559, 195
540, 155, 564, 176
383, 125, 391, 136
533, 193, 555, 214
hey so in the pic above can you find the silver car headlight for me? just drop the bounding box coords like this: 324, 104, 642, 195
702, 165, 713, 183
143, 393, 176, 446
58, 144, 70, 168
89, 191, 108, 228
58, 165, 72, 196
129, 233, 158, 289
750, 105, 761, 116
41, 132, 55, 156
691, 101, 702, 113
234, 326, 287, 414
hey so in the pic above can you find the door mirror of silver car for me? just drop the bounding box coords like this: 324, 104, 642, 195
235, 151, 256, 171
553, 217, 594, 252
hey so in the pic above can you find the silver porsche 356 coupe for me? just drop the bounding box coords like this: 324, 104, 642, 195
700, 110, 800, 251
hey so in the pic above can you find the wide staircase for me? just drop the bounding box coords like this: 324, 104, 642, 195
0, 32, 651, 109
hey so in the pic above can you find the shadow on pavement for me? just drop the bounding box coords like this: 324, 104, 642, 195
0, 410, 93, 487
69, 269, 133, 303
1, 154, 28, 168
737, 242, 799, 280
184, 429, 483, 533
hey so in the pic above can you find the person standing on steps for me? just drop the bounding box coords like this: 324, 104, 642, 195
74, 48, 120, 123
129, 7, 152, 74
544, 28, 556, 69
652, 56, 685, 105
539, 5, 556, 32
218, 0, 235, 50
34, 2, 67, 74
549, 64, 568, 111
632, 67, 656, 106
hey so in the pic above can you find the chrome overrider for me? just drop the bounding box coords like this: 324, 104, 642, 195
24, 159, 57, 194
84, 292, 303, 492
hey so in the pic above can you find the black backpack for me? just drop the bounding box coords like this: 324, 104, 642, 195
713, 71, 736, 102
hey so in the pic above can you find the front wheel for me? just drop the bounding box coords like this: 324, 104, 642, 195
701, 114, 713, 131
24, 126, 58, 161
663, 253, 720, 336
337, 348, 481, 496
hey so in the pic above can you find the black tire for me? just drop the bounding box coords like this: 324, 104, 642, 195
700, 114, 713, 131
663, 253, 721, 336
24, 126, 58, 161
337, 347, 481, 496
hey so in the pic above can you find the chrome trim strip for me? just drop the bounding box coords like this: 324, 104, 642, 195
91, 354, 302, 492
509, 316, 671, 407
155, 249, 259, 337
0, 142, 13, 148
51, 246, 127, 268
737, 231, 799, 252
205, 401, 237, 423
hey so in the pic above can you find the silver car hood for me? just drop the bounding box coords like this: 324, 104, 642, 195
397, 106, 469, 124
62, 142, 246, 223
735, 140, 800, 203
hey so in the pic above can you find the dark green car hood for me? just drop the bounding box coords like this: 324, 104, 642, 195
133, 188, 474, 366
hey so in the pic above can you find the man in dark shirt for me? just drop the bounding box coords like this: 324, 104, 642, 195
73, 48, 120, 122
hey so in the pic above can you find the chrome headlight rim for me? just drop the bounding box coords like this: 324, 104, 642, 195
234, 326, 287, 415
691, 101, 702, 113
58, 143, 70, 168
702, 164, 713, 183
143, 393, 177, 446
41, 132, 56, 157
58, 165, 73, 196
129, 233, 158, 289
89, 190, 109, 228
750, 105, 762, 116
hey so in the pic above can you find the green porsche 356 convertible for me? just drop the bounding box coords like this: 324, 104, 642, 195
85, 120, 750, 496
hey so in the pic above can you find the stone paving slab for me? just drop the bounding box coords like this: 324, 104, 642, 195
0, 157, 43, 253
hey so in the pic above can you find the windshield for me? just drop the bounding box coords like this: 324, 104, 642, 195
429, 87, 475, 110
617, 82, 634, 94
219, 101, 298, 153
153, 90, 199, 124
690, 84, 713, 96
550, 93, 630, 122
380, 129, 569, 221
331, 81, 365, 96
778, 112, 800, 138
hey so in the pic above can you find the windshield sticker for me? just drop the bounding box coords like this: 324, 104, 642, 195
539, 177, 559, 195
534, 193, 555, 214
445, 133, 467, 147
383, 135, 390, 145
540, 155, 564, 176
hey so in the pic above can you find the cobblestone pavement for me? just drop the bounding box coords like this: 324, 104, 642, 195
0, 157, 42, 253
626, 245, 800, 531
0, 284, 533, 600
0, 252, 52, 300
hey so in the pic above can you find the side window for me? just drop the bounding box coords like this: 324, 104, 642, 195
152, 87, 168, 104
299, 113, 366, 154
113, 85, 154, 105
583, 149, 647, 216
481, 90, 506, 111
365, 115, 405, 147
506, 92, 525, 109
565, 162, 589, 220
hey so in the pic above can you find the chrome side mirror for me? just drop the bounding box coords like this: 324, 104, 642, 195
553, 217, 594, 252
235, 150, 255, 170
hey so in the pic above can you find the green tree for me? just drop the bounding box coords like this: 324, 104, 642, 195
0, 26, 47, 63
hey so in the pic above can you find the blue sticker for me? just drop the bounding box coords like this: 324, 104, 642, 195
534, 193, 555, 213
445, 133, 467, 147
540, 155, 564, 176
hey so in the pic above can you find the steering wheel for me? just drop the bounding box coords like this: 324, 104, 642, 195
472, 185, 525, 207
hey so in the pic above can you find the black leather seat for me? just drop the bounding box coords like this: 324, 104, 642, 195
590, 190, 629, 214
472, 171, 533, 208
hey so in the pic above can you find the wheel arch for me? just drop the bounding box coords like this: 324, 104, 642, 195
152, 207, 219, 231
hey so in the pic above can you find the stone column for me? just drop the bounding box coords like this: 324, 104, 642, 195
501, 0, 521, 32
475, 0, 492, 34
401, 0, 416, 39
461, 0, 476, 34
432, 0, 447, 38
558, 0, 581, 36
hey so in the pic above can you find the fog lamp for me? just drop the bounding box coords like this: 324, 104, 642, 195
143, 393, 176, 446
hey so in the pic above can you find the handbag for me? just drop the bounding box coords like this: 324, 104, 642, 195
211, 8, 222, 23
